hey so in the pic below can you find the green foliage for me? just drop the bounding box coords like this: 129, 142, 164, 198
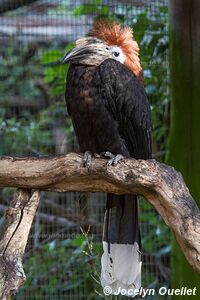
40, 45, 74, 96
0, 41, 74, 156
0, 115, 51, 155
73, 0, 109, 16
140, 199, 171, 254
0, 102, 73, 156
0, 42, 41, 101
17, 233, 104, 300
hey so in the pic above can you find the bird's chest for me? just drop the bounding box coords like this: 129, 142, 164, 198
66, 64, 124, 154
69, 66, 101, 125
66, 66, 103, 149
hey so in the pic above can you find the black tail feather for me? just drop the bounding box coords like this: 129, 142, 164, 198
103, 193, 141, 247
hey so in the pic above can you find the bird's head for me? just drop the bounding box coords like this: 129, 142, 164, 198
63, 20, 143, 82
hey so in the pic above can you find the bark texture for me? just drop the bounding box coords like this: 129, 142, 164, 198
0, 189, 40, 300
0, 153, 199, 278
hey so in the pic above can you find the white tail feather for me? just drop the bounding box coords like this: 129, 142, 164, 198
101, 242, 142, 297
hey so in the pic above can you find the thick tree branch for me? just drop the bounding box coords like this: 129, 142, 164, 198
0, 153, 200, 277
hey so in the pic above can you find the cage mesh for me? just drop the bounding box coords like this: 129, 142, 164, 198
0, 1, 169, 299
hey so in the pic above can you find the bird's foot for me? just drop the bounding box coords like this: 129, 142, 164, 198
100, 151, 124, 166
83, 151, 92, 168
107, 154, 124, 166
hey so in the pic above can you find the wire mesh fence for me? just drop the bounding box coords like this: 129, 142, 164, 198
0, 1, 170, 299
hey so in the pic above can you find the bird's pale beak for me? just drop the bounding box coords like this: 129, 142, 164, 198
62, 45, 94, 64
62, 37, 111, 66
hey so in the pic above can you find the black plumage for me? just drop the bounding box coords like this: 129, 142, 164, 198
65, 58, 151, 159
65, 58, 151, 292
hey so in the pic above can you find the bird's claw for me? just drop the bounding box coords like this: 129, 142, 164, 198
100, 151, 115, 159
83, 151, 92, 168
107, 154, 124, 166
100, 152, 124, 166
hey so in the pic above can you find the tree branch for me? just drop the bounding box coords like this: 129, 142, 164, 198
0, 189, 40, 299
0, 152, 199, 277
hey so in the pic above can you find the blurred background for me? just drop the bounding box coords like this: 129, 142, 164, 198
0, 0, 199, 299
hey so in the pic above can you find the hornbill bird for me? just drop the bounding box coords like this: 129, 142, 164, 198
63, 20, 151, 296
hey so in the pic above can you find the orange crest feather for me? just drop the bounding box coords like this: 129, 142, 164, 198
91, 19, 143, 82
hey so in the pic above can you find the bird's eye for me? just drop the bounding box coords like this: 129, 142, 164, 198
114, 51, 119, 57
106, 47, 109, 50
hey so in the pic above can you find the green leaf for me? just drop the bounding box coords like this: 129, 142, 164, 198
74, 5, 97, 16
71, 235, 85, 247
40, 50, 62, 64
